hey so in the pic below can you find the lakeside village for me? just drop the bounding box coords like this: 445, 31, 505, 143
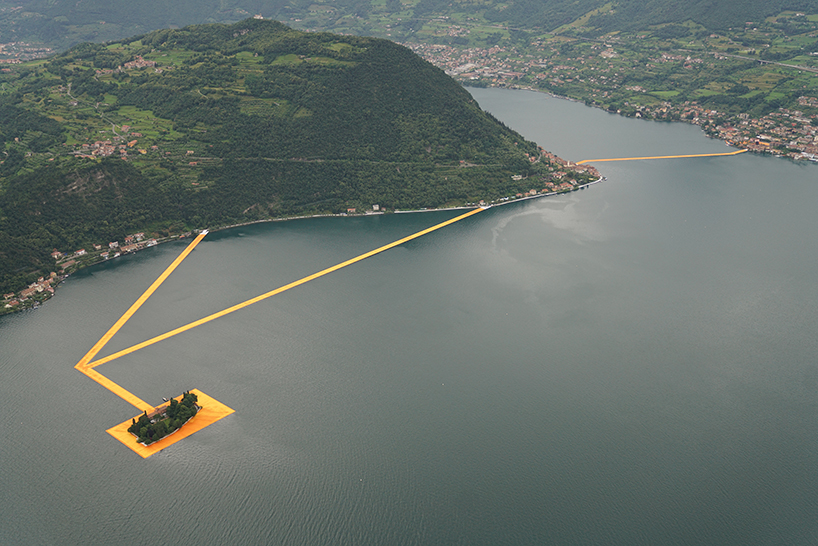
62, 46, 818, 161
406, 43, 818, 162
2, 231, 183, 314
4, 20, 818, 161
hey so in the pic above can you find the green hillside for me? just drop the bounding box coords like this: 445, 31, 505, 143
585, 0, 818, 31
452, 0, 818, 32
3, 0, 818, 51
0, 19, 591, 296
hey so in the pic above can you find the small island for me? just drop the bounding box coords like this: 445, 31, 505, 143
128, 391, 200, 445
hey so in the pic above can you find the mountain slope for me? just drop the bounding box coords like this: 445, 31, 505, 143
0, 19, 592, 296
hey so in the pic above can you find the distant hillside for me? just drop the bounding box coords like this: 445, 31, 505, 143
2, 0, 818, 50
0, 0, 260, 49
452, 0, 818, 32
0, 19, 592, 295
580, 0, 818, 32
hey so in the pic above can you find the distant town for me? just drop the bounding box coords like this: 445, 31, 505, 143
406, 41, 818, 161
0, 41, 54, 63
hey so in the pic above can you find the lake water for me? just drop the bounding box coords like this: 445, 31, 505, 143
2, 88, 817, 545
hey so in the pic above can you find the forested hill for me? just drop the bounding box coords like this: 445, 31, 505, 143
0, 19, 592, 296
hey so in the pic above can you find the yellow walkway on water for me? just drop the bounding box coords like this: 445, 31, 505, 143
75, 231, 209, 373
76, 145, 754, 457
75, 208, 485, 457
85, 208, 484, 369
577, 149, 747, 164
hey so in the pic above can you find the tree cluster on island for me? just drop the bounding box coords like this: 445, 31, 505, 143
128, 391, 200, 445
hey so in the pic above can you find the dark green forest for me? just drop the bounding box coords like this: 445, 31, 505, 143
0, 20, 564, 295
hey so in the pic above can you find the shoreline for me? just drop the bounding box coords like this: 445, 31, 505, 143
208, 176, 604, 231
2, 174, 604, 317
486, 83, 818, 162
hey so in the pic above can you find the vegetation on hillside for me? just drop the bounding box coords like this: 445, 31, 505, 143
4, 1, 815, 117
0, 19, 591, 297
480, 0, 818, 32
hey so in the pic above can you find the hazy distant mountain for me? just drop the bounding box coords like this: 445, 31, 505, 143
3, 0, 818, 51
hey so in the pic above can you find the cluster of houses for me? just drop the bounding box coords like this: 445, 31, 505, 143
492, 147, 601, 204
51, 233, 158, 269
96, 233, 158, 259
79, 139, 117, 158
522, 180, 577, 195
2, 233, 160, 312
799, 96, 818, 109
344, 204, 380, 214
405, 43, 517, 82
3, 272, 58, 310
536, 149, 600, 181
3, 229, 189, 313
485, 178, 585, 206
629, 97, 818, 160
73, 132, 147, 159
95, 55, 159, 75
0, 40, 54, 63
405, 41, 636, 85
510, 147, 601, 195
122, 56, 156, 70
649, 53, 704, 69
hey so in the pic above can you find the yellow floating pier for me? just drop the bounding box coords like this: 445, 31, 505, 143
107, 390, 234, 458
76, 209, 485, 457
75, 230, 209, 374
577, 149, 747, 164
89, 207, 485, 368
